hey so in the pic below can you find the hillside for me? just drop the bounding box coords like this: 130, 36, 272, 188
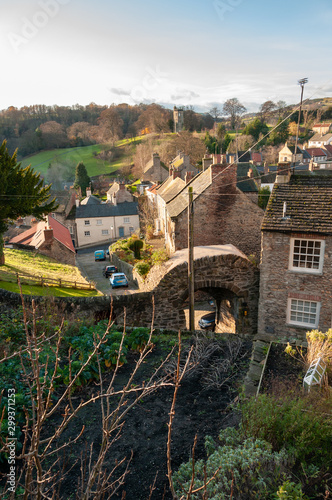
20, 141, 137, 178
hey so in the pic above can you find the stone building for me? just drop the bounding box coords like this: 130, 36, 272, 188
169, 151, 198, 180
278, 143, 304, 163
106, 181, 134, 205
160, 160, 264, 258
173, 106, 184, 133
258, 171, 332, 342
141, 153, 168, 184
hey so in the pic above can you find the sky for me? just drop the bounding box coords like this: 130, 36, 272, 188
1, 0, 332, 113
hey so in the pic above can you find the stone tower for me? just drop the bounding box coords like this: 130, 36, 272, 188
173, 106, 184, 133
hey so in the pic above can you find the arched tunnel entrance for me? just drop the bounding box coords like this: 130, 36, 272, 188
150, 245, 260, 335
182, 286, 249, 334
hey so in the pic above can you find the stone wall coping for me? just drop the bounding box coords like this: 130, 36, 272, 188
168, 244, 248, 271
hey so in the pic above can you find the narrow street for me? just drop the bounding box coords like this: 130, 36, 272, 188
75, 245, 135, 296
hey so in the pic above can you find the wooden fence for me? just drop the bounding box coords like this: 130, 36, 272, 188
0, 269, 95, 290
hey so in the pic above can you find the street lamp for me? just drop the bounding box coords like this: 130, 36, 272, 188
293, 77, 308, 172
110, 226, 114, 241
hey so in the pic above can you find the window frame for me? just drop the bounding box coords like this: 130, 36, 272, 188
101, 229, 109, 236
84, 220, 90, 226
84, 231, 91, 237
124, 217, 130, 224
289, 237, 325, 274
287, 298, 320, 328
96, 219, 103, 226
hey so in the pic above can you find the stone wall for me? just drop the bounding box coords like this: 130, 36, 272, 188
172, 183, 264, 259
109, 252, 140, 287
0, 246, 259, 335
258, 231, 332, 343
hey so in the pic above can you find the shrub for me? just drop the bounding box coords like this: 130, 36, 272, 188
285, 328, 332, 372
134, 261, 151, 277
174, 427, 289, 499
240, 391, 332, 470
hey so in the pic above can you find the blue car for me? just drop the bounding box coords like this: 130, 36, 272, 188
94, 250, 106, 261
110, 273, 129, 288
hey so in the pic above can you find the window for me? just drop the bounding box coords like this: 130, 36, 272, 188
84, 231, 90, 237
102, 229, 109, 235
124, 217, 130, 223
289, 238, 324, 273
96, 219, 102, 225
84, 220, 90, 226
287, 298, 320, 328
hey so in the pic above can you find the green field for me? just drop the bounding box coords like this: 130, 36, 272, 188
19, 137, 143, 177
18, 134, 172, 178
20, 144, 119, 177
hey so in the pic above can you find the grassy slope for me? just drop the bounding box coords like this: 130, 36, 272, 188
2, 249, 85, 281
0, 249, 100, 297
19, 136, 145, 177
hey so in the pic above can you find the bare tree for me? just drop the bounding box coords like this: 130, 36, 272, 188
259, 100, 276, 123
209, 106, 222, 123
222, 98, 247, 130
0, 294, 176, 499
132, 139, 155, 179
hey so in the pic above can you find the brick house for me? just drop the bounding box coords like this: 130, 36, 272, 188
258, 172, 332, 342
9, 215, 76, 265
161, 160, 264, 257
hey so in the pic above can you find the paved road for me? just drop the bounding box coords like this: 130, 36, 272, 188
76, 247, 135, 296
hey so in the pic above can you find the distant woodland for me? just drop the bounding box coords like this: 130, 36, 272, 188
0, 103, 214, 159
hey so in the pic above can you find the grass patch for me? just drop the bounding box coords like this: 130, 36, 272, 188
0, 281, 100, 297
20, 144, 118, 177
2, 249, 86, 282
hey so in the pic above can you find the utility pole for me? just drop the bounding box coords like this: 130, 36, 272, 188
188, 186, 195, 331
293, 77, 308, 172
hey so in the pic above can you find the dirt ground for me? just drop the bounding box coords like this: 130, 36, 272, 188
53, 335, 252, 499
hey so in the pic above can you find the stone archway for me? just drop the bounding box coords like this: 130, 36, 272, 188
149, 245, 260, 335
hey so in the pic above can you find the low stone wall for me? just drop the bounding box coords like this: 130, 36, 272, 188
109, 253, 138, 287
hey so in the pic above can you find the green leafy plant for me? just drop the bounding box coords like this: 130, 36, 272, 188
174, 427, 289, 499
274, 480, 308, 500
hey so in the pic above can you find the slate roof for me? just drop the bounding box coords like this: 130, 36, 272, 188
285, 145, 303, 154
260, 172, 277, 184
80, 195, 101, 205
237, 151, 251, 162
309, 133, 323, 142
262, 174, 332, 235
76, 201, 138, 218
237, 177, 258, 192
156, 176, 186, 203
167, 168, 211, 218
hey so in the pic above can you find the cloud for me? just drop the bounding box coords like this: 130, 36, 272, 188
171, 89, 200, 101
109, 87, 131, 96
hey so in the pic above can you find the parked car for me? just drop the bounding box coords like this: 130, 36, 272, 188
94, 250, 106, 261
110, 273, 129, 288
102, 265, 118, 278
198, 312, 216, 331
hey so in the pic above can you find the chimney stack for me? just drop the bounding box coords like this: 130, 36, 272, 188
185, 172, 194, 184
